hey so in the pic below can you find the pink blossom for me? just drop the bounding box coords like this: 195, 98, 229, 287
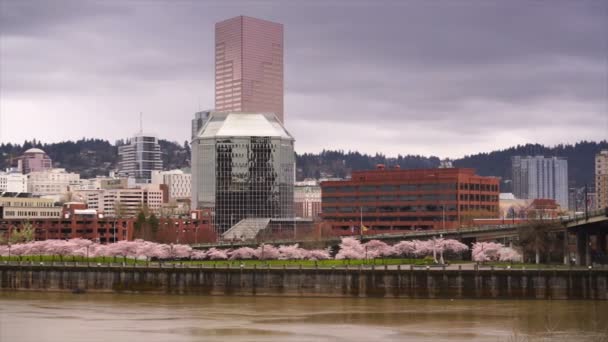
205, 248, 228, 260
278, 244, 308, 260
191, 250, 206, 260
363, 240, 394, 258
393, 241, 416, 257
335, 237, 365, 260
472, 242, 504, 262
498, 247, 522, 262
255, 244, 280, 260
170, 244, 192, 259
308, 249, 331, 260
229, 247, 257, 260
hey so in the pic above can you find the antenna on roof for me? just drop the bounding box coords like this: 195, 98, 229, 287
139, 112, 143, 134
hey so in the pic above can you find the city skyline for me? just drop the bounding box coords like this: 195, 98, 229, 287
1, 1, 607, 158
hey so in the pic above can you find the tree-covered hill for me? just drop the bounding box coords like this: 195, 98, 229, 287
1, 139, 605, 189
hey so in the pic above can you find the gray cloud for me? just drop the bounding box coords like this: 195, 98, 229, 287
0, 0, 606, 158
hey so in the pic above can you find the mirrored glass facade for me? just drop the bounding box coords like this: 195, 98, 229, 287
191, 112, 294, 233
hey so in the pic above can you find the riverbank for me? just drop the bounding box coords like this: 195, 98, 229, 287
1, 263, 606, 299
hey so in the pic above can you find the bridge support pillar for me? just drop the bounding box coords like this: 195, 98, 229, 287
598, 232, 607, 255
576, 231, 590, 266
563, 230, 569, 265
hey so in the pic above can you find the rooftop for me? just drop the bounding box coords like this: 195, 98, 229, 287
197, 112, 293, 140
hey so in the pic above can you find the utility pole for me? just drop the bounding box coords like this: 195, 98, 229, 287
442, 204, 446, 230
584, 184, 589, 221
359, 206, 363, 240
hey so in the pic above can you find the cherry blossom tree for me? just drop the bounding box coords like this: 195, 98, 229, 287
498, 247, 523, 262
255, 244, 280, 260
170, 244, 192, 259
335, 237, 365, 260
278, 244, 308, 260
205, 248, 228, 260
363, 240, 394, 259
191, 250, 206, 260
308, 248, 331, 260
471, 242, 504, 262
229, 247, 257, 260
392, 241, 416, 257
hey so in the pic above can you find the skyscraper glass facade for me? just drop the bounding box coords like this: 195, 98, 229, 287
191, 112, 294, 233
215, 16, 284, 123
511, 156, 568, 209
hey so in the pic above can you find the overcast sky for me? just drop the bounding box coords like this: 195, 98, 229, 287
0, 0, 606, 158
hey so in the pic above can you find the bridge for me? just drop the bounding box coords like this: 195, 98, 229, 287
193, 209, 608, 266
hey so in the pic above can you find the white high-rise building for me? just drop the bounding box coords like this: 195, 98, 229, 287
0, 172, 28, 193
117, 134, 163, 183
511, 156, 568, 209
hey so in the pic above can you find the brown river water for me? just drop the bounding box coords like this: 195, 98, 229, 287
0, 292, 606, 342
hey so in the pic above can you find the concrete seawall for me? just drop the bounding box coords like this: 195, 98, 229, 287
1, 265, 606, 299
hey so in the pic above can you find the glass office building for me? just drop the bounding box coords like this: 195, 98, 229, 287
191, 112, 294, 233
117, 134, 163, 183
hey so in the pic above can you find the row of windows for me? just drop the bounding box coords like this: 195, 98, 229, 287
324, 216, 459, 222
459, 183, 498, 191
324, 205, 458, 213
323, 204, 498, 213
324, 194, 458, 202
324, 183, 459, 193
460, 194, 499, 202
4, 211, 61, 217
324, 183, 498, 193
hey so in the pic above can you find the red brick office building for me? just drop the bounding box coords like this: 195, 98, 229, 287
0, 204, 215, 244
321, 167, 499, 234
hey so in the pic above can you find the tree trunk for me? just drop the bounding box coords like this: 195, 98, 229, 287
535, 246, 540, 264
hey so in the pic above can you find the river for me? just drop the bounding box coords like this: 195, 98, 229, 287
0, 293, 606, 342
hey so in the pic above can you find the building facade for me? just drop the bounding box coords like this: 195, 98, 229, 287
117, 134, 163, 183
191, 112, 294, 233
27, 168, 80, 197
294, 180, 322, 218
0, 195, 61, 220
151, 170, 191, 201
17, 148, 53, 174
215, 16, 284, 122
0, 172, 28, 193
321, 167, 499, 234
596, 150, 608, 210
511, 156, 568, 209
192, 110, 212, 140
72, 187, 164, 217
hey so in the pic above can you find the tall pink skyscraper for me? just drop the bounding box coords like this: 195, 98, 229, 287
215, 16, 284, 123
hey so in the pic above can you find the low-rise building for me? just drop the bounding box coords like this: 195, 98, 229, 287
151, 170, 191, 201
72, 186, 164, 217
0, 205, 215, 244
294, 180, 322, 218
0, 172, 28, 193
27, 168, 80, 197
69, 177, 129, 191
0, 194, 62, 220
321, 167, 500, 234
